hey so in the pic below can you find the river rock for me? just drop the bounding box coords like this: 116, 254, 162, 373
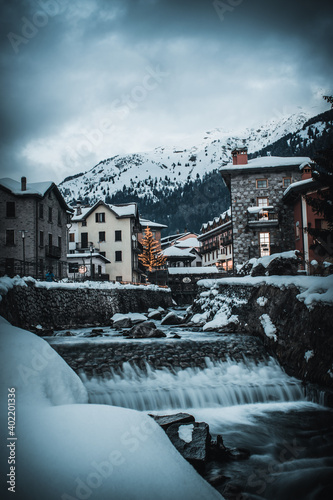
166, 422, 210, 471
150, 413, 195, 430
161, 312, 184, 325
147, 309, 162, 320
127, 321, 166, 339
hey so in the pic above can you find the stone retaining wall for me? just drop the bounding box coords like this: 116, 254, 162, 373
0, 283, 173, 330
189, 282, 333, 392
50, 337, 267, 376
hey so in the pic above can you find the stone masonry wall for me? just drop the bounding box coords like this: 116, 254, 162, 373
231, 169, 302, 266
190, 282, 333, 395
0, 283, 173, 330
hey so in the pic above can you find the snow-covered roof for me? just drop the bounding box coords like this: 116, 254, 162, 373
174, 237, 200, 248
140, 218, 168, 229
0, 177, 53, 196
168, 267, 221, 275
283, 177, 315, 198
163, 246, 196, 259
67, 253, 111, 263
71, 201, 138, 221
200, 208, 231, 233
220, 156, 312, 173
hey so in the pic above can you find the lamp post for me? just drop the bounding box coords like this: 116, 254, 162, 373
19, 230, 27, 276
89, 245, 94, 280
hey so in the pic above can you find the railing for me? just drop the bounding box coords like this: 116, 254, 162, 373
45, 245, 61, 259
200, 240, 219, 253
247, 210, 279, 227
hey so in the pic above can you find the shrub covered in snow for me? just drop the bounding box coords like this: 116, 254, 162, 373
237, 250, 301, 277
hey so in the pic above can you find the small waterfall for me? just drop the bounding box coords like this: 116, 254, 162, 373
80, 357, 305, 411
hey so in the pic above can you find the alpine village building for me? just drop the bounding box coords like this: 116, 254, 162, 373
220, 147, 313, 271
0, 177, 72, 279
68, 200, 143, 282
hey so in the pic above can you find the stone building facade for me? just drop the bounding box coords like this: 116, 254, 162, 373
220, 149, 313, 269
0, 177, 72, 279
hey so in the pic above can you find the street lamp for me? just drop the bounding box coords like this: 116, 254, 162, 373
89, 245, 94, 280
19, 230, 28, 276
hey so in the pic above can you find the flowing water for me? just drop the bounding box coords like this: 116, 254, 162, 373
51, 317, 333, 499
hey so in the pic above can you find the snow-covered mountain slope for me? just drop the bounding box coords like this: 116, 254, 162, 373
59, 111, 310, 205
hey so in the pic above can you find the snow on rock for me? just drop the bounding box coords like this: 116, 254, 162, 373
0, 316, 88, 407
257, 296, 268, 307
0, 275, 27, 301
0, 317, 223, 500
198, 275, 333, 309
259, 314, 277, 342
111, 312, 147, 324
304, 350, 314, 362
178, 424, 194, 443
203, 308, 239, 332
26, 277, 170, 292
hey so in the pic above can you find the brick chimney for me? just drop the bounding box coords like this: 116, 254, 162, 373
21, 176, 27, 191
231, 147, 248, 166
301, 164, 312, 180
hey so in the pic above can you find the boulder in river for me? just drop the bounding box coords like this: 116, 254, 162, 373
161, 312, 184, 325
149, 413, 195, 430
166, 422, 210, 471
127, 321, 166, 339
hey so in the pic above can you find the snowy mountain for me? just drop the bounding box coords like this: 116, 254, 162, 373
60, 111, 309, 204
59, 109, 332, 234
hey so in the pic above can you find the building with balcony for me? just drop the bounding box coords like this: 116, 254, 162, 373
198, 209, 232, 271
283, 163, 332, 273
220, 148, 313, 269
68, 200, 142, 282
0, 176, 72, 279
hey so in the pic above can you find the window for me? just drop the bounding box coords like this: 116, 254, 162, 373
58, 210, 61, 225
58, 236, 62, 249
6, 230, 15, 246
256, 179, 268, 189
116, 276, 122, 282
39, 203, 44, 219
257, 197, 269, 207
115, 230, 122, 241
69, 233, 75, 242
283, 177, 291, 187
81, 232, 88, 248
95, 212, 105, 223
98, 265, 102, 274
48, 234, 53, 247
259, 232, 270, 257
115, 250, 122, 262
69, 262, 79, 273
6, 202, 15, 218
39, 231, 44, 247
99, 231, 106, 242
82, 221, 87, 227
48, 207, 52, 222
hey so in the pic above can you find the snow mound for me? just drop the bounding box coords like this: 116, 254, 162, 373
0, 318, 223, 500
259, 314, 277, 342
0, 275, 27, 301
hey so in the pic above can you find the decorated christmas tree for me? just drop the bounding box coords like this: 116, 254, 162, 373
138, 226, 167, 273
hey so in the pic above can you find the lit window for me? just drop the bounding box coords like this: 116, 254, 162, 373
256, 179, 268, 189
283, 177, 291, 187
295, 221, 300, 239
69, 233, 75, 242
259, 232, 270, 257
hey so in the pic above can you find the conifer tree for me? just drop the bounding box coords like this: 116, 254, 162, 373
138, 227, 167, 273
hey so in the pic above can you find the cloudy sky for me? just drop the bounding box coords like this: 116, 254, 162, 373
1, 0, 332, 183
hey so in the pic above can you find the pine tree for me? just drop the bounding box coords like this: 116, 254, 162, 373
138, 227, 167, 273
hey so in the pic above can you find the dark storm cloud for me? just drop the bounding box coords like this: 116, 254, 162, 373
0, 0, 332, 182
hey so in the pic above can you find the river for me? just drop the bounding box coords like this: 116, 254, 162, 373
47, 310, 333, 500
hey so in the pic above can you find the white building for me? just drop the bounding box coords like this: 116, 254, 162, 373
68, 201, 142, 282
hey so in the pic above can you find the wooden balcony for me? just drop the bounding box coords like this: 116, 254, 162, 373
247, 208, 279, 228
